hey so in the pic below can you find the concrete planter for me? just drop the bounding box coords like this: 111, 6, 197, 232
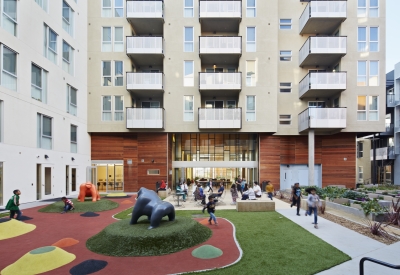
332, 198, 350, 204
350, 203, 362, 210
326, 201, 388, 222
300, 199, 326, 211
367, 193, 379, 199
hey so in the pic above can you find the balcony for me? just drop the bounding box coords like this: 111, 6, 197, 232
126, 36, 163, 65
126, 1, 164, 34
299, 36, 347, 67
199, 36, 241, 64
380, 123, 394, 136
298, 107, 347, 133
199, 0, 242, 32
126, 72, 163, 91
387, 94, 396, 108
199, 72, 241, 91
126, 108, 164, 129
370, 147, 395, 161
299, 0, 347, 35
299, 72, 346, 99
198, 108, 242, 129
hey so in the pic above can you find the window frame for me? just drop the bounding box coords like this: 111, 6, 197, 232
102, 0, 124, 18
246, 60, 256, 87
62, 40, 74, 75
114, 95, 124, 121
114, 60, 123, 86
246, 0, 256, 17
369, 60, 379, 86
184, 27, 194, 52
368, 95, 379, 121
279, 19, 292, 30
62, 0, 74, 36
358, 166, 363, 179
184, 60, 194, 87
279, 82, 292, 93
31, 63, 48, 103
70, 124, 77, 153
246, 95, 256, 121
279, 50, 292, 61
369, 26, 379, 52
357, 61, 367, 86
44, 25, 58, 64
67, 84, 77, 116
246, 27, 256, 52
357, 142, 364, 158
2, 0, 18, 36
37, 113, 53, 150
357, 95, 367, 121
101, 95, 124, 121
113, 26, 124, 52
102, 26, 112, 52
369, 0, 379, 17
102, 61, 112, 86
184, 0, 194, 17
183, 95, 194, 122
1, 44, 18, 91
357, 0, 367, 17
357, 26, 367, 52
35, 0, 48, 12
102, 95, 112, 121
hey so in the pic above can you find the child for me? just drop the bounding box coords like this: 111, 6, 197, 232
230, 184, 238, 205
202, 195, 218, 225
305, 187, 321, 229
5, 189, 22, 220
265, 181, 275, 200
61, 197, 75, 214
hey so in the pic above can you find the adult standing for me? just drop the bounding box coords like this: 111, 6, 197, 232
290, 182, 302, 216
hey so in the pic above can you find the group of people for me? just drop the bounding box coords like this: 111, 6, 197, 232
290, 182, 321, 229
229, 178, 275, 204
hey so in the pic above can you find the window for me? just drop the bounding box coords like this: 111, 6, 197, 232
102, 27, 123, 52
308, 102, 325, 108
102, 61, 111, 86
246, 60, 256, 86
369, 0, 379, 17
102, 96, 112, 121
1, 45, 17, 91
101, 96, 123, 121
246, 96, 255, 121
358, 27, 366, 52
184, 27, 194, 52
67, 85, 77, 116
102, 0, 124, 17
279, 19, 292, 30
279, 82, 291, 93
357, 96, 366, 121
115, 61, 123, 86
184, 0, 193, 17
357, 0, 366, 17
37, 113, 52, 149
358, 167, 363, 179
279, 115, 291, 125
44, 25, 58, 64
246, 0, 256, 17
70, 125, 77, 153
226, 100, 236, 108
368, 95, 378, 121
114, 95, 124, 121
184, 96, 194, 121
2, 0, 17, 36
246, 27, 256, 52
369, 61, 379, 86
114, 27, 123, 52
147, 169, 160, 175
62, 41, 74, 75
280, 51, 292, 61
370, 27, 378, 52
31, 64, 48, 103
0, 100, 3, 142
184, 61, 194, 86
35, 0, 48, 12
62, 1, 74, 36
102, 27, 111, 51
357, 61, 367, 86
357, 142, 364, 158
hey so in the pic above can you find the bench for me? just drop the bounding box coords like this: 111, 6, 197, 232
236, 200, 275, 212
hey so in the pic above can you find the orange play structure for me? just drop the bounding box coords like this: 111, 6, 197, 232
77, 182, 100, 202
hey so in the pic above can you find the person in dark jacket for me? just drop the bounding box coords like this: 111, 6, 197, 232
202, 196, 218, 225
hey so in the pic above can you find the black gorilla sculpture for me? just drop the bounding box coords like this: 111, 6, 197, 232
130, 187, 175, 229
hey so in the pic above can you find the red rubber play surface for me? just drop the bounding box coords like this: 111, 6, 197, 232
0, 198, 241, 275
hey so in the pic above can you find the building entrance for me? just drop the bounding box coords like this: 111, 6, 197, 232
91, 162, 124, 192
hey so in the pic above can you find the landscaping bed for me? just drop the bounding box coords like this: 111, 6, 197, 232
38, 198, 119, 213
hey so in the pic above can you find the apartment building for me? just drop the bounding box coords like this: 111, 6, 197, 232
87, 0, 386, 192
0, 0, 90, 205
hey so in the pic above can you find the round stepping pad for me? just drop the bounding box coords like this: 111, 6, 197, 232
69, 259, 108, 275
192, 245, 223, 259
52, 238, 79, 248
80, 212, 100, 217
121, 200, 133, 204
0, 219, 36, 240
0, 246, 75, 275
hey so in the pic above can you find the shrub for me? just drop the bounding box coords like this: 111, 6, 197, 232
360, 199, 386, 215
386, 198, 400, 226
365, 219, 391, 239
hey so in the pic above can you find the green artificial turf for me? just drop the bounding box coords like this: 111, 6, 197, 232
0, 212, 10, 218
87, 216, 212, 256
38, 199, 119, 213
114, 208, 350, 274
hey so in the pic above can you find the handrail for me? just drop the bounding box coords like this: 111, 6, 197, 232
359, 257, 400, 275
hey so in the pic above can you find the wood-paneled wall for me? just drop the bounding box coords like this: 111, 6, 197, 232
259, 133, 356, 189
91, 133, 168, 192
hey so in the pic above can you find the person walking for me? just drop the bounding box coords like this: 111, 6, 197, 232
6, 189, 22, 220
265, 181, 274, 200
230, 183, 239, 205
236, 180, 242, 195
305, 187, 321, 229
202, 195, 218, 225
290, 183, 302, 216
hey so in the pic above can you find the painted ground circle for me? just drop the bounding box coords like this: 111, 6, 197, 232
192, 245, 223, 259
86, 216, 212, 256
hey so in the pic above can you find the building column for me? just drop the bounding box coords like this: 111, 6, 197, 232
308, 129, 315, 186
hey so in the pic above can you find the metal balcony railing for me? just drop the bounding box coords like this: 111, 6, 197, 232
126, 107, 164, 129
299, 36, 347, 65
199, 36, 242, 54
198, 108, 242, 129
126, 72, 163, 90
126, 1, 163, 18
299, 72, 346, 98
298, 107, 347, 132
199, 1, 242, 18
126, 37, 163, 54
199, 72, 241, 90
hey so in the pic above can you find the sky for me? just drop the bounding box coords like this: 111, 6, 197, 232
386, 0, 400, 72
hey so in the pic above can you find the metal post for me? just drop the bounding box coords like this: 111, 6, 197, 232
372, 136, 376, 184
308, 129, 315, 186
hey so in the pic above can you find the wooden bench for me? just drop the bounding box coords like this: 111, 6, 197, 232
236, 200, 275, 212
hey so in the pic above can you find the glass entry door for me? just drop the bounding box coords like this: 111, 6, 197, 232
93, 163, 124, 192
